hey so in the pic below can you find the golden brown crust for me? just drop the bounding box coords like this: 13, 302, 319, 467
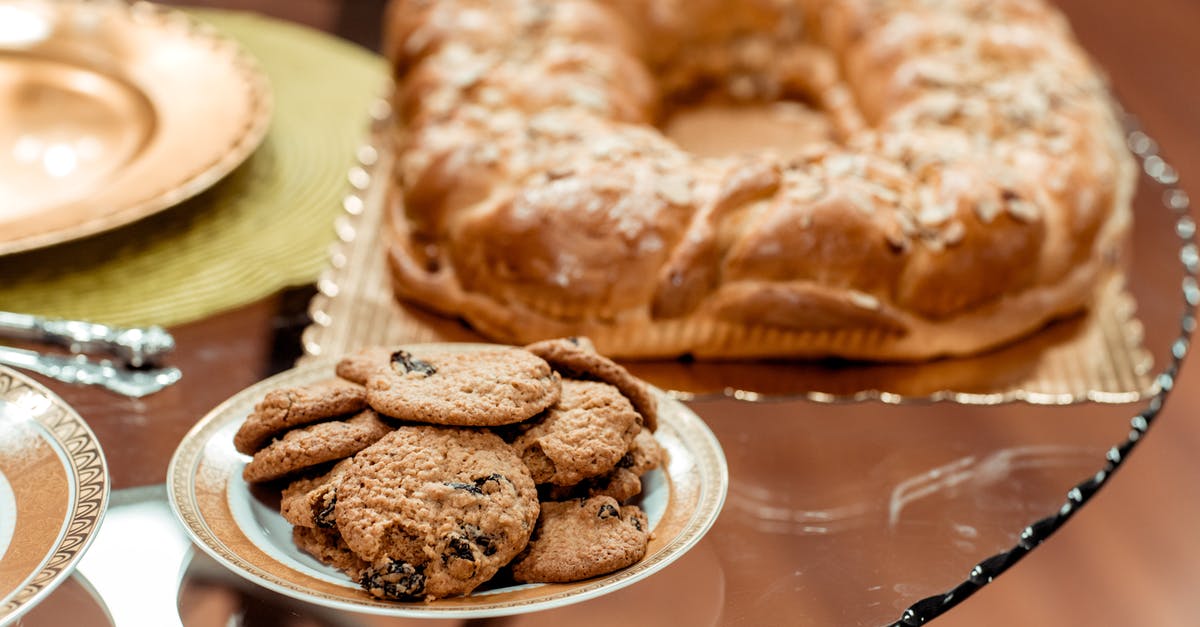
381, 0, 1134, 361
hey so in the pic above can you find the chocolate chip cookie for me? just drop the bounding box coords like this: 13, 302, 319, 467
510, 496, 650, 583
234, 379, 367, 455
334, 425, 540, 600
365, 347, 561, 426
512, 379, 640, 486
524, 338, 658, 431
242, 410, 393, 483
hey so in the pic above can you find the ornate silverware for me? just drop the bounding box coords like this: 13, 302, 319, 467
0, 346, 181, 398
0, 312, 175, 367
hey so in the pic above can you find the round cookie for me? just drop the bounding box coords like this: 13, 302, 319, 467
293, 526, 367, 577
242, 410, 393, 483
524, 338, 658, 431
365, 347, 561, 426
336, 346, 393, 385
334, 425, 540, 600
510, 496, 649, 584
234, 379, 367, 455
512, 379, 640, 486
280, 457, 355, 529
541, 429, 666, 502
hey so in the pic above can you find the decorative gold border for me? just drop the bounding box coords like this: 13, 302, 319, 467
0, 0, 273, 256
0, 367, 110, 622
168, 354, 728, 617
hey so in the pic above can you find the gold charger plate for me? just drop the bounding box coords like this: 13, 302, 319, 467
0, 0, 271, 255
0, 366, 109, 624
167, 347, 728, 618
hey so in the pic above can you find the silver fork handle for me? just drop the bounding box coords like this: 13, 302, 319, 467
0, 311, 175, 367
0, 345, 182, 398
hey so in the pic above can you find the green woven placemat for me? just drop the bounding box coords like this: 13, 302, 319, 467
0, 9, 387, 327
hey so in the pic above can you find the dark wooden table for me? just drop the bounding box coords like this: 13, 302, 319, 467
12, 1, 1200, 625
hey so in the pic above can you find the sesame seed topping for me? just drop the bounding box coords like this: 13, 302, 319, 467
474, 144, 500, 165
848, 291, 881, 311
942, 220, 966, 245
656, 174, 693, 206
845, 187, 876, 214
1006, 198, 1040, 222
568, 86, 611, 113
974, 197, 1001, 223
824, 154, 859, 178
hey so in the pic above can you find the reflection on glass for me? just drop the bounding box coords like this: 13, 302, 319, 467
42, 142, 78, 177
0, 4, 51, 47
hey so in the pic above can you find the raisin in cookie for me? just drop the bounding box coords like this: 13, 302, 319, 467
512, 379, 640, 486
620, 429, 666, 476
334, 426, 540, 600
234, 379, 367, 455
525, 338, 658, 431
510, 496, 650, 583
242, 410, 393, 483
365, 347, 560, 426
280, 457, 355, 528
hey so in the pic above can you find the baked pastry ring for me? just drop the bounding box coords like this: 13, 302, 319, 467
382, 0, 1134, 360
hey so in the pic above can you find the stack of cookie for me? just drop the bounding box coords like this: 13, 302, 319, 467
233, 338, 665, 601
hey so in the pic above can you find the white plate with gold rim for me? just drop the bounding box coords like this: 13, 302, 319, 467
167, 348, 728, 617
0, 0, 272, 255
0, 366, 109, 625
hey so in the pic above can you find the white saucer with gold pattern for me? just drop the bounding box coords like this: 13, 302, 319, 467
168, 348, 727, 617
